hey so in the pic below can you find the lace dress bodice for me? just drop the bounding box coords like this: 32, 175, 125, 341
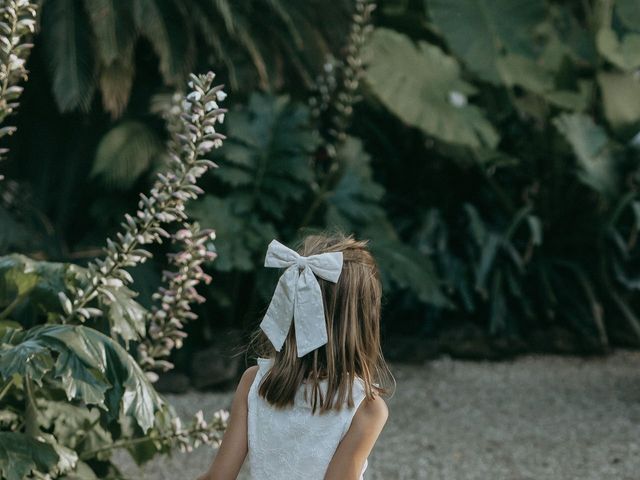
246, 358, 368, 480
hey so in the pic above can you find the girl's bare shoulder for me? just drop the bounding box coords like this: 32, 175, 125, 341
353, 395, 389, 432
236, 365, 260, 396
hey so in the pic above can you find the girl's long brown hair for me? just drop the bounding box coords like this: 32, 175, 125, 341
250, 233, 393, 414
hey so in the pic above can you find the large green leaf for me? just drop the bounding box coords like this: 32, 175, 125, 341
0, 432, 59, 480
90, 121, 163, 189
427, 0, 545, 83
2, 325, 166, 432
325, 136, 385, 227
190, 93, 317, 272
216, 93, 319, 218
0, 325, 111, 404
553, 113, 618, 196
42, 0, 96, 111
597, 72, 640, 128
363, 28, 499, 148
44, 325, 166, 432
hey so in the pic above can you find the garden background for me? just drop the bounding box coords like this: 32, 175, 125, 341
1, 0, 639, 478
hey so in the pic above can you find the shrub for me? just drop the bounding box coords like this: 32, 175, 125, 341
0, 5, 230, 474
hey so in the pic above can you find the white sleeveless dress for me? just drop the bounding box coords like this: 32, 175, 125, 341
247, 358, 368, 479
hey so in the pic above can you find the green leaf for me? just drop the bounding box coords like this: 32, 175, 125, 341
597, 72, 640, 128
91, 121, 163, 189
217, 93, 319, 218
34, 325, 166, 433
496, 54, 554, 95
543, 81, 592, 112
101, 284, 147, 343
98, 48, 136, 117
465, 203, 488, 246
83, 0, 134, 65
189, 195, 277, 272
553, 113, 618, 196
39, 402, 112, 459
475, 233, 501, 294
0, 339, 54, 385
39, 433, 79, 477
616, 0, 640, 31
133, 0, 194, 84
0, 255, 146, 342
0, 254, 70, 316
427, 0, 545, 83
596, 28, 640, 71
363, 29, 499, 148
489, 271, 507, 334
325, 136, 385, 227
0, 432, 59, 480
54, 349, 110, 406
0, 324, 166, 432
0, 267, 38, 310
40, 325, 108, 370
42, 0, 96, 111
82, 0, 136, 116
496, 54, 590, 111
0, 320, 22, 341
57, 461, 99, 479
539, 4, 595, 66
370, 237, 451, 308
414, 209, 476, 311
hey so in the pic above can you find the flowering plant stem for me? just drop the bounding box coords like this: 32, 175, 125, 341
301, 0, 376, 228
61, 72, 227, 325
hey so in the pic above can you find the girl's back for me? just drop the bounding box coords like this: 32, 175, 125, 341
198, 234, 391, 480
247, 358, 367, 479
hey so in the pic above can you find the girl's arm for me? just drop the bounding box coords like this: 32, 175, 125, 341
324, 396, 389, 480
197, 366, 258, 480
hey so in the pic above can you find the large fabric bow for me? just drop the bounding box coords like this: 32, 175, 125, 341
260, 239, 343, 357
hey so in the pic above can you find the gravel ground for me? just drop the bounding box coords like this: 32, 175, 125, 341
116, 351, 640, 479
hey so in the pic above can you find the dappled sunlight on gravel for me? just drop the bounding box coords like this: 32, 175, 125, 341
116, 351, 640, 480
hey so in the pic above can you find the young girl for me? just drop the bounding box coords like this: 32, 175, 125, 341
198, 234, 392, 480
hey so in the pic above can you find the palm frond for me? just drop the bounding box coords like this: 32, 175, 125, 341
42, 0, 96, 111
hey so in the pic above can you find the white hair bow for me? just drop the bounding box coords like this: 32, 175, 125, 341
260, 239, 343, 357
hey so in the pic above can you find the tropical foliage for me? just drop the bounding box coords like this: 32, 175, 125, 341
1, 0, 640, 474
0, 9, 229, 471
360, 0, 640, 346
40, 0, 353, 116
186, 0, 640, 348
1, 0, 639, 387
